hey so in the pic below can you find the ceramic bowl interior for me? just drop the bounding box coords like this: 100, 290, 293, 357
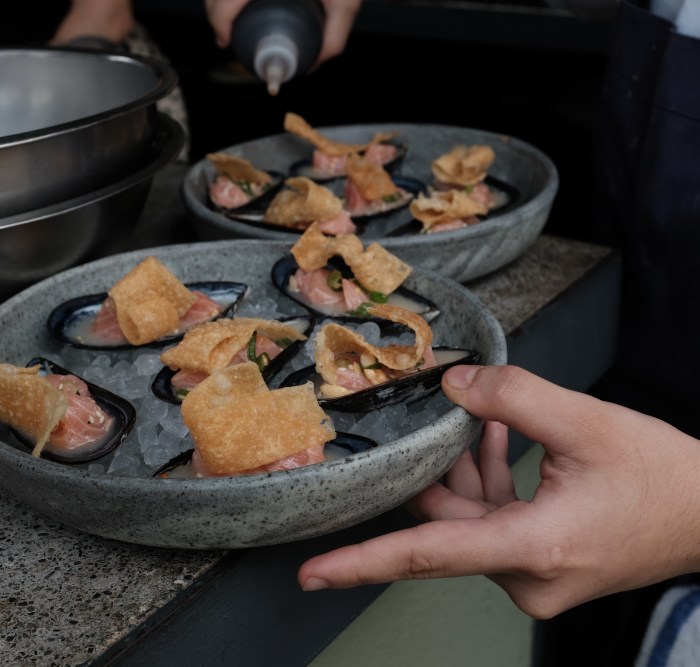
182, 123, 559, 282
0, 241, 506, 549
0, 48, 178, 217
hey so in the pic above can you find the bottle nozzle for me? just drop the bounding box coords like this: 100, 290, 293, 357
264, 59, 285, 96
254, 35, 298, 96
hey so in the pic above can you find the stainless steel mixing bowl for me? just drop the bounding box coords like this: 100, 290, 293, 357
0, 47, 178, 217
0, 113, 184, 302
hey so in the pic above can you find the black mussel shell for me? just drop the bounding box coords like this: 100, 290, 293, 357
47, 281, 249, 351
386, 175, 521, 237
209, 170, 285, 215
288, 141, 408, 183
10, 357, 136, 464
279, 347, 481, 412
342, 176, 427, 224
271, 254, 440, 325
150, 315, 315, 404
151, 432, 378, 478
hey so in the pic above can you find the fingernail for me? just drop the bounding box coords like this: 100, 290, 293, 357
302, 576, 329, 592
444, 365, 482, 390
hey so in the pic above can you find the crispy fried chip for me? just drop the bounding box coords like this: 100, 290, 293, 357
264, 177, 343, 228
207, 153, 272, 185
160, 318, 307, 375
432, 145, 496, 187
181, 362, 336, 474
290, 223, 411, 294
410, 189, 488, 230
284, 112, 397, 157
314, 304, 433, 385
0, 364, 67, 457
346, 154, 398, 201
108, 257, 197, 346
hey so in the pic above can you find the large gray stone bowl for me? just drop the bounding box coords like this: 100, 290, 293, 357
0, 241, 506, 549
182, 123, 558, 283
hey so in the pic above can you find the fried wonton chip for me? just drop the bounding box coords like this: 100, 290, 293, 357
432, 145, 496, 187
345, 154, 398, 201
207, 153, 272, 185
264, 177, 343, 228
160, 318, 307, 375
290, 222, 411, 295
314, 304, 433, 385
0, 364, 67, 457
410, 189, 488, 230
108, 257, 197, 346
181, 362, 336, 474
284, 112, 396, 157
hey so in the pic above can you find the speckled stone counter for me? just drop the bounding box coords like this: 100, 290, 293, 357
0, 165, 618, 666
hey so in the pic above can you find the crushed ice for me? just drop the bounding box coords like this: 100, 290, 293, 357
3, 313, 458, 478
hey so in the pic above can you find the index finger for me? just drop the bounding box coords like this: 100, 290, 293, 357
442, 365, 624, 458
299, 507, 532, 590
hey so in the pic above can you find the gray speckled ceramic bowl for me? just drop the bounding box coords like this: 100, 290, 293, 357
182, 123, 558, 283
0, 241, 506, 549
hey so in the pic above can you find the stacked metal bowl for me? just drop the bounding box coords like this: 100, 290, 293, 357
0, 47, 185, 300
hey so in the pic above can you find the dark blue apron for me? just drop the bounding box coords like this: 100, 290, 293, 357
594, 0, 700, 403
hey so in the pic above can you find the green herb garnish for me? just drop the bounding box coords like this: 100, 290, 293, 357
247, 332, 258, 362
368, 291, 388, 303
362, 362, 382, 370
255, 352, 271, 371
175, 388, 190, 399
239, 180, 253, 196
464, 184, 474, 194
327, 269, 343, 292
382, 192, 401, 204
348, 302, 372, 318
276, 337, 293, 348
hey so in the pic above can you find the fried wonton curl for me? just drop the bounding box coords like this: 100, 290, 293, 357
0, 364, 67, 457
410, 189, 489, 231
108, 257, 197, 346
291, 222, 411, 296
264, 177, 343, 228
314, 304, 434, 386
432, 145, 496, 187
207, 153, 273, 186
345, 153, 398, 201
284, 112, 396, 157
160, 318, 307, 376
181, 362, 336, 475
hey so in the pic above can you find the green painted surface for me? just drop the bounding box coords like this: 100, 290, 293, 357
310, 444, 544, 667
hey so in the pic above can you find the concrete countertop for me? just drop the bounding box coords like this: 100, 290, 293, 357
0, 165, 616, 666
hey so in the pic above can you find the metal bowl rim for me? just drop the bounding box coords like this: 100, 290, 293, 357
0, 112, 184, 231
0, 47, 179, 148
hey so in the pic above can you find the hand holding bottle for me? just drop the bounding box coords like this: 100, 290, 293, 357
205, 0, 361, 65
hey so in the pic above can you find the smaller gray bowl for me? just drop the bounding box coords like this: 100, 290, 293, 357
182, 123, 559, 283
0, 241, 506, 549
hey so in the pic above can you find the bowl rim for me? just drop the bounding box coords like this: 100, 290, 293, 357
0, 47, 179, 148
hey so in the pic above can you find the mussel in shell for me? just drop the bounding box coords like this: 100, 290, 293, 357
289, 140, 408, 183
47, 280, 249, 350
387, 176, 520, 237
271, 255, 440, 324
150, 315, 315, 404
280, 347, 481, 412
209, 169, 285, 215
340, 175, 426, 224
151, 431, 378, 478
9, 357, 136, 463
